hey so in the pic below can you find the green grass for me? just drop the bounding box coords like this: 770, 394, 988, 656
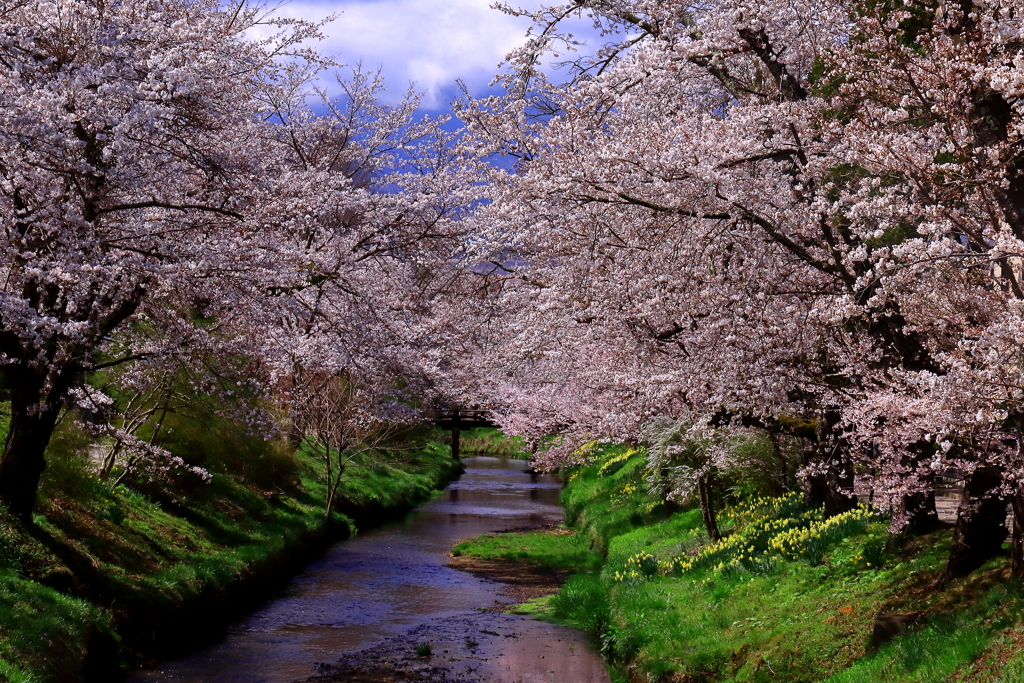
452, 528, 602, 571
456, 443, 1024, 683
0, 569, 113, 683
458, 427, 529, 458
508, 593, 556, 617
0, 423, 460, 681
560, 445, 671, 553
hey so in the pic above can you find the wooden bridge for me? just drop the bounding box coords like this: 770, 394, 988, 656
428, 407, 496, 460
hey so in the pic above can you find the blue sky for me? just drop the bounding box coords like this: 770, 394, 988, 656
271, 0, 598, 112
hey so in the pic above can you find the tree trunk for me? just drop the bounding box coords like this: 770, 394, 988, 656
900, 489, 940, 535
0, 373, 61, 521
801, 447, 832, 506
802, 411, 858, 518
944, 467, 1007, 582
697, 475, 721, 541
895, 444, 940, 535
451, 411, 461, 460
1011, 493, 1024, 581
767, 433, 788, 497
660, 466, 678, 514
326, 462, 344, 518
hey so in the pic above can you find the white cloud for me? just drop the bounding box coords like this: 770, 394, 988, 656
273, 0, 537, 110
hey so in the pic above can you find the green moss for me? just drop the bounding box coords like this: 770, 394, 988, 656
509, 593, 555, 617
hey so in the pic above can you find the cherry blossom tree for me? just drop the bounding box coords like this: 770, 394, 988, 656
458, 0, 1024, 579
288, 370, 416, 516
643, 416, 738, 540
0, 0, 488, 520
0, 0, 310, 518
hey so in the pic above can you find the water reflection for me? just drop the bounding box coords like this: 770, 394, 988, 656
127, 456, 606, 683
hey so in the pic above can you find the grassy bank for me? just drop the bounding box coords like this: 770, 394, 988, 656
459, 427, 530, 458
0, 417, 461, 683
453, 445, 1024, 682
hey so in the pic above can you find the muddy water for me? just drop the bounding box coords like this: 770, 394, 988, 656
128, 456, 609, 683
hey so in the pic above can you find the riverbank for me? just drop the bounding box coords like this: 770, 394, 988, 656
452, 446, 1024, 682
0, 429, 462, 683
458, 427, 530, 459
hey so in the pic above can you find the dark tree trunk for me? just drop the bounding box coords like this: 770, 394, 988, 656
451, 411, 461, 460
0, 277, 140, 522
822, 467, 858, 518
285, 419, 303, 450
944, 467, 1008, 582
802, 411, 858, 518
697, 475, 721, 541
659, 466, 678, 514
897, 446, 940, 535
801, 455, 832, 508
1011, 493, 1024, 581
0, 371, 62, 521
767, 433, 789, 497
901, 489, 940, 535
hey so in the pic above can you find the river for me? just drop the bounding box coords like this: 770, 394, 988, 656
127, 455, 610, 683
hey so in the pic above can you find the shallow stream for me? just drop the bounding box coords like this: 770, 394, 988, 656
127, 456, 609, 683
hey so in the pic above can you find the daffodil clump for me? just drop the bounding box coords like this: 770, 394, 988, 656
676, 514, 811, 574
611, 481, 643, 507
614, 550, 660, 583
614, 493, 880, 582
571, 440, 604, 467
566, 441, 611, 482
767, 505, 876, 564
720, 492, 804, 529
598, 448, 640, 478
